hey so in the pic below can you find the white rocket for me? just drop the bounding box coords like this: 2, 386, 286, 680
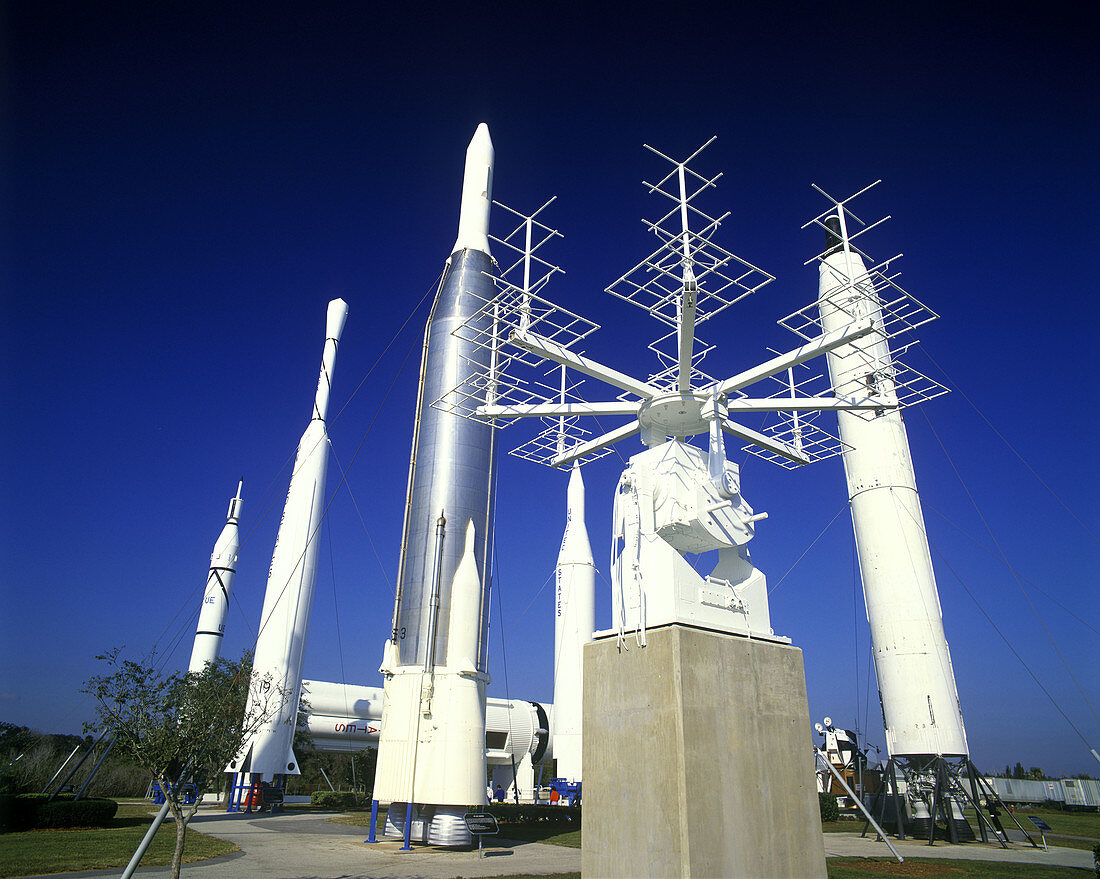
375, 519, 490, 843
373, 124, 497, 846
817, 217, 968, 759
230, 298, 348, 781
187, 480, 243, 673
552, 462, 595, 782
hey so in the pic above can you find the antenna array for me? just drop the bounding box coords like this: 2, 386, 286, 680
434, 141, 926, 472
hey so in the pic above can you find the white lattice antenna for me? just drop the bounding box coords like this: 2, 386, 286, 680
439, 143, 902, 470
431, 199, 599, 431
775, 182, 949, 416
607, 138, 775, 394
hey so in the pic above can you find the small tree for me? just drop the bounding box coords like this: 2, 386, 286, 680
82, 650, 282, 879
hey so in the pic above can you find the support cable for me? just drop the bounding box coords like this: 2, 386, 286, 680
328, 444, 395, 597
924, 503, 1099, 638
921, 517, 1098, 756
917, 343, 1096, 544
327, 521, 350, 716
767, 503, 849, 595
490, 508, 520, 804
918, 408, 1100, 729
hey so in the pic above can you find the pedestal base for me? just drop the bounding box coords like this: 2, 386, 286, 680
582, 624, 826, 879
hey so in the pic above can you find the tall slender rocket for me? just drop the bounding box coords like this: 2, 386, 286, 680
817, 217, 968, 759
187, 481, 243, 673
552, 462, 595, 782
388, 123, 497, 673
374, 124, 497, 845
230, 298, 348, 781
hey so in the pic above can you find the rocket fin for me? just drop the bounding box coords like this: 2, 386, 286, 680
447, 520, 482, 671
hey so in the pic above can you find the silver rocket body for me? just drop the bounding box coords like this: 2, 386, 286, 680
817, 229, 968, 759
187, 481, 243, 673
392, 246, 497, 671
374, 124, 496, 845
230, 298, 348, 781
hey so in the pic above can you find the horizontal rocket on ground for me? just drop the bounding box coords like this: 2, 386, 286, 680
230, 298, 348, 781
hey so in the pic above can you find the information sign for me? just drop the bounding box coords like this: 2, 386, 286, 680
463, 812, 499, 834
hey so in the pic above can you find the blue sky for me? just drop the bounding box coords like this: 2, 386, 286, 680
2, 3, 1096, 777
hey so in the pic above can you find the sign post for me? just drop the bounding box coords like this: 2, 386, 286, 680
463, 812, 500, 859
1027, 816, 1051, 850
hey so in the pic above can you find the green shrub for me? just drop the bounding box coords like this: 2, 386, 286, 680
34, 797, 117, 828
490, 802, 579, 827
309, 790, 360, 810
0, 794, 32, 833
0, 794, 117, 831
1092, 840, 1098, 879
818, 792, 840, 823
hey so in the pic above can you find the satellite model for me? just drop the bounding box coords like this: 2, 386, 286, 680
454, 139, 887, 637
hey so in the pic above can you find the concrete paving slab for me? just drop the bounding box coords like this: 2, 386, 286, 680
13, 809, 581, 879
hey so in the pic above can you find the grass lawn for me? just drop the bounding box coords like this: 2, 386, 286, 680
828, 806, 1100, 852
966, 805, 1100, 849
378, 867, 1088, 879
0, 801, 238, 879
495, 825, 581, 847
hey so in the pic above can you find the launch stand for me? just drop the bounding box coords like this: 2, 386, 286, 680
583, 624, 826, 878
865, 756, 1039, 849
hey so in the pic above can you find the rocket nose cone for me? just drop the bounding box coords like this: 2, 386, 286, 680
567, 463, 585, 510
470, 122, 493, 154
452, 125, 494, 256
463, 518, 476, 555
326, 298, 349, 341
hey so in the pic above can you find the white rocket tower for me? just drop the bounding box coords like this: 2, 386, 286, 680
552, 463, 595, 782
816, 213, 968, 760
373, 125, 496, 847
230, 298, 348, 781
187, 481, 243, 673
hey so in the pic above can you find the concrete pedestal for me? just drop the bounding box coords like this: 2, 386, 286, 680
582, 624, 826, 879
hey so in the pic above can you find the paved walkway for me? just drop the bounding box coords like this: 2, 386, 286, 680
14, 810, 1094, 878
17, 810, 581, 879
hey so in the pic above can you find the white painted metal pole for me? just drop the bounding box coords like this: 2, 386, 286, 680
820, 758, 903, 863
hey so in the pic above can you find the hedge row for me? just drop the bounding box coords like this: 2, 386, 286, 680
309, 790, 362, 810
818, 792, 840, 823
0, 793, 118, 832
489, 802, 579, 827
